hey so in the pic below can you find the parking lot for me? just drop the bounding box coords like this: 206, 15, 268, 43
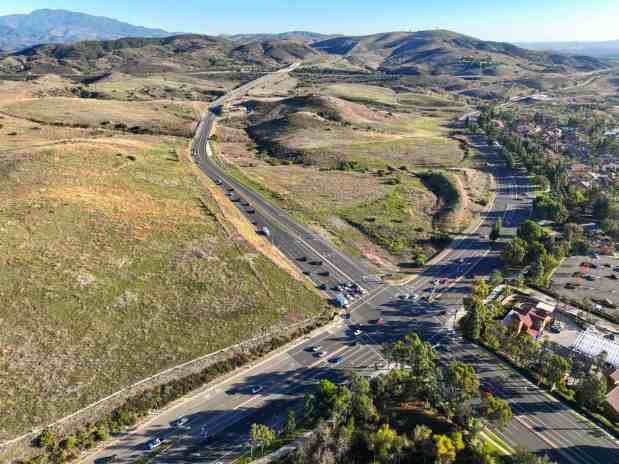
550, 254, 619, 315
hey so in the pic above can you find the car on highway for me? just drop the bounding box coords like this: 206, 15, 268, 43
146, 437, 162, 450
94, 455, 117, 464
329, 356, 344, 365
251, 386, 264, 394
171, 416, 190, 427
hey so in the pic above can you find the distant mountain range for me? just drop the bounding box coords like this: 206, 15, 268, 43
0, 9, 172, 51
224, 31, 336, 44
0, 10, 608, 77
517, 40, 619, 58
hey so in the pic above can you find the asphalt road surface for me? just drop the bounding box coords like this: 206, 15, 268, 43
83, 65, 619, 464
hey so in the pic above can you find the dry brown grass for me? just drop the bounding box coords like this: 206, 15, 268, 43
0, 91, 323, 440
0, 97, 200, 137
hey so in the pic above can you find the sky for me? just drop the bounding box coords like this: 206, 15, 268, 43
1, 0, 618, 43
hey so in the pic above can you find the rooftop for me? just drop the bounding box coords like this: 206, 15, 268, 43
572, 330, 619, 367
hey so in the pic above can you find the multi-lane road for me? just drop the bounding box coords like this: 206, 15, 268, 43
84, 65, 619, 464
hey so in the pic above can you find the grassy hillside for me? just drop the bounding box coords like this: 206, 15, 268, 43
215, 88, 489, 270
312, 30, 607, 75
0, 34, 311, 75
245, 93, 465, 168
0, 89, 323, 439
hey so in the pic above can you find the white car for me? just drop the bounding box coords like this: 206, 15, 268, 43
146, 438, 162, 450
251, 386, 264, 394
172, 416, 189, 427
353, 329, 363, 337
312, 345, 322, 352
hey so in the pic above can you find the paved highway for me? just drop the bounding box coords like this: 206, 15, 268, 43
83, 65, 619, 464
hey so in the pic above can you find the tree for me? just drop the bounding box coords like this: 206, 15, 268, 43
563, 223, 584, 246
489, 270, 504, 287
513, 274, 526, 288
284, 409, 297, 438
575, 374, 607, 412
445, 361, 481, 403
528, 258, 545, 285
463, 300, 483, 341
518, 220, 546, 243
471, 277, 490, 300
593, 196, 610, 221
387, 333, 437, 388
415, 254, 428, 267
510, 450, 556, 464
303, 392, 316, 422
539, 353, 571, 391
433, 434, 457, 464
368, 423, 406, 464
526, 241, 547, 264
250, 423, 276, 456
503, 238, 528, 266
480, 394, 513, 429
37, 431, 57, 450
490, 218, 502, 242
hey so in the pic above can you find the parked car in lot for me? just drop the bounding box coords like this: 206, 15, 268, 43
251, 386, 264, 394
312, 345, 322, 352
329, 356, 344, 365
550, 321, 562, 333
353, 329, 363, 337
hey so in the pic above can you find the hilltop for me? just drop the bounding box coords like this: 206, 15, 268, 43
0, 9, 172, 52
0, 34, 316, 74
312, 30, 607, 75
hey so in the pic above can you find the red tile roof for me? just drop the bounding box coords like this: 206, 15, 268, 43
607, 386, 619, 414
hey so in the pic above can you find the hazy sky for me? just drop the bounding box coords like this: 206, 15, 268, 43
1, 0, 618, 42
